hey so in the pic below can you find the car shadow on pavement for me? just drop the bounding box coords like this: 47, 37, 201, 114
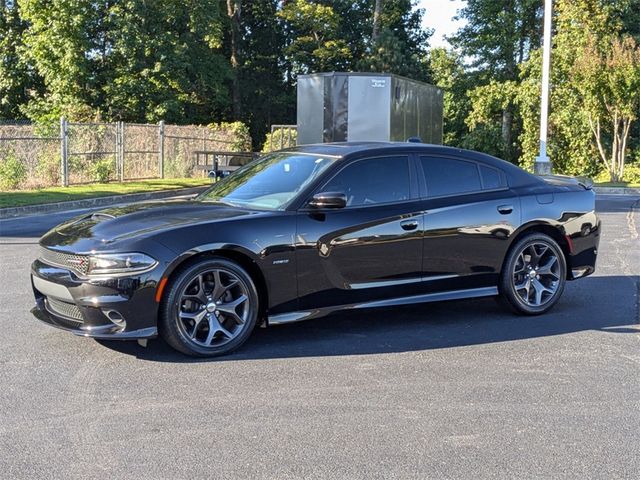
97, 274, 639, 363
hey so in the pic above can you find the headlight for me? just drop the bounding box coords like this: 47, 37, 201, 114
87, 253, 158, 275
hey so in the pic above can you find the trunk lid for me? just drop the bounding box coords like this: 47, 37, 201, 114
540, 175, 593, 191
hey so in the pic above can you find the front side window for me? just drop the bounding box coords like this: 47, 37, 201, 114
321, 156, 411, 207
198, 152, 336, 210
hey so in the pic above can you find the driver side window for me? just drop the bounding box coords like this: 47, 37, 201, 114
321, 156, 411, 207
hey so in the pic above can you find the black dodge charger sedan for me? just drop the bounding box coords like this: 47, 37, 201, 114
31, 142, 600, 356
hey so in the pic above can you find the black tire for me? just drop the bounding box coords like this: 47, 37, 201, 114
159, 257, 260, 357
499, 233, 567, 315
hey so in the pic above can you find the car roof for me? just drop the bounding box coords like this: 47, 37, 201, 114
284, 142, 539, 186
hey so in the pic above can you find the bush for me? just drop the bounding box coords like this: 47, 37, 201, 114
0, 153, 28, 190
209, 121, 252, 152
593, 161, 640, 184
35, 153, 60, 186
90, 158, 115, 183
261, 128, 297, 153
165, 155, 192, 179
621, 163, 640, 184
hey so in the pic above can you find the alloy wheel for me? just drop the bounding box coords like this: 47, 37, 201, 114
176, 268, 251, 348
511, 241, 562, 307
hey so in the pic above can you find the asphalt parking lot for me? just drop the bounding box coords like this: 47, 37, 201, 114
1, 195, 638, 479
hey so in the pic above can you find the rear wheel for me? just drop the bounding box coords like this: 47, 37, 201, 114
159, 258, 259, 357
499, 233, 567, 315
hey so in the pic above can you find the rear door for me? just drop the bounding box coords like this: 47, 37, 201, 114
417, 155, 520, 292
295, 154, 424, 310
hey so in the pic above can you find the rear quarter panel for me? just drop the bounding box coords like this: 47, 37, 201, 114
517, 188, 600, 276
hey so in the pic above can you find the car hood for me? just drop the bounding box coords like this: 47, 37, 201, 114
40, 199, 261, 250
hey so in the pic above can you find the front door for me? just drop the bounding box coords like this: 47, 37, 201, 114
295, 155, 424, 310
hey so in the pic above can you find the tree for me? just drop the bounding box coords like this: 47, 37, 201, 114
278, 0, 352, 75
103, 0, 230, 123
18, 0, 230, 124
18, 0, 101, 122
0, 0, 41, 120
227, 0, 242, 119
515, 0, 625, 176
238, 0, 293, 149
359, 0, 432, 80
574, 35, 640, 181
372, 0, 383, 43
450, 0, 543, 162
428, 48, 472, 147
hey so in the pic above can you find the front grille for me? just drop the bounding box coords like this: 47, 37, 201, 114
39, 247, 89, 275
45, 297, 84, 324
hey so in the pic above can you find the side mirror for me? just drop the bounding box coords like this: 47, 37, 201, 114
308, 192, 347, 209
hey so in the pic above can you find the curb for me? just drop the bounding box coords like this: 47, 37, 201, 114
0, 186, 209, 219
593, 186, 640, 196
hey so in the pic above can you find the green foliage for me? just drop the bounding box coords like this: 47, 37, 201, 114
261, 128, 297, 153
450, 0, 543, 78
525, 0, 635, 178
359, 0, 432, 80
237, 1, 293, 150
2, 0, 638, 183
90, 158, 115, 183
0, 178, 210, 208
429, 48, 470, 147
573, 35, 640, 181
278, 0, 352, 74
624, 162, 640, 184
0, 0, 41, 120
441, 0, 640, 179
18, 0, 230, 124
164, 155, 192, 179
0, 152, 27, 190
209, 121, 252, 152
445, 0, 544, 163
594, 161, 640, 184
35, 153, 60, 186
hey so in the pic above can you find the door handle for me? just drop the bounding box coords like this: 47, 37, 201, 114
400, 220, 419, 231
497, 205, 513, 215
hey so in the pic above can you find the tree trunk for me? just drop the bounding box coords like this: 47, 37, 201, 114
502, 107, 513, 162
227, 0, 242, 119
372, 0, 383, 44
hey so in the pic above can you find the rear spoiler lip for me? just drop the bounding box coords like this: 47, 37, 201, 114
539, 174, 593, 190
576, 176, 594, 190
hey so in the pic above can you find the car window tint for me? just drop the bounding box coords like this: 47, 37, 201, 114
479, 165, 503, 190
420, 156, 481, 197
322, 156, 410, 207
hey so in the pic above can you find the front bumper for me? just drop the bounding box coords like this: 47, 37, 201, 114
30, 259, 160, 340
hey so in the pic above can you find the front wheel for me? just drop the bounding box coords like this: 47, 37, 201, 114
499, 233, 567, 315
159, 258, 259, 357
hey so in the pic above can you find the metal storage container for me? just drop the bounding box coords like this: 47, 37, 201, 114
297, 72, 443, 145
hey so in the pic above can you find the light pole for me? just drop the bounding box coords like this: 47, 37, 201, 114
535, 0, 553, 175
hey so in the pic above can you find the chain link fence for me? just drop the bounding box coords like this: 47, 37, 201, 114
0, 119, 246, 190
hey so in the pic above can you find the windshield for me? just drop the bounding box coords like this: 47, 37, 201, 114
197, 152, 337, 210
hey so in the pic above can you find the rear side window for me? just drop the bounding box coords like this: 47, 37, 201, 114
420, 156, 506, 197
479, 165, 503, 190
322, 156, 411, 207
420, 156, 481, 197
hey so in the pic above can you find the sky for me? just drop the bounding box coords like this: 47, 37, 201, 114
417, 0, 467, 48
